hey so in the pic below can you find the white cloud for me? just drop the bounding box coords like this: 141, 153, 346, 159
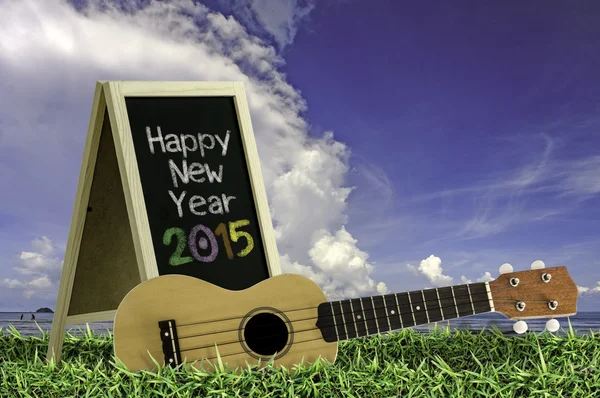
407, 255, 453, 286
28, 276, 53, 289
30, 236, 56, 256
460, 272, 495, 284
0, 0, 386, 303
2, 279, 25, 289
479, 272, 495, 282
407, 255, 495, 287
271, 132, 355, 262
218, 0, 315, 49
307, 227, 388, 299
14, 252, 63, 278
578, 285, 590, 294
578, 282, 600, 295
0, 237, 62, 299
251, 0, 314, 48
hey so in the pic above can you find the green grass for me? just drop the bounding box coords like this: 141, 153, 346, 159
1, 323, 599, 398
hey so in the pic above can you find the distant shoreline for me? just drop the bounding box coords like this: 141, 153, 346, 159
1, 308, 54, 314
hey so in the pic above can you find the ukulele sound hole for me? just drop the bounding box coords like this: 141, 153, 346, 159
243, 312, 288, 356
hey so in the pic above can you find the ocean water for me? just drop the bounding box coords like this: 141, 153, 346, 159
2, 311, 599, 338
0, 312, 113, 338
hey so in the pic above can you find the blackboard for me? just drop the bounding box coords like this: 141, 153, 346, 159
125, 96, 270, 290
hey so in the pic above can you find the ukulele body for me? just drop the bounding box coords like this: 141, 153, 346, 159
113, 273, 338, 372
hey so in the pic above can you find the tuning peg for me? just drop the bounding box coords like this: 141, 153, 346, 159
546, 319, 560, 332
499, 263, 513, 274
531, 260, 545, 270
513, 320, 528, 334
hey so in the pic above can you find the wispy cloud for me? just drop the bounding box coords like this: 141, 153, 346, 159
216, 0, 315, 49
347, 155, 394, 218
356, 133, 600, 243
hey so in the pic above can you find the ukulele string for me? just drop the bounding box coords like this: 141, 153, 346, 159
172, 281, 546, 362
184, 334, 328, 364
177, 297, 534, 354
177, 278, 547, 331
176, 279, 550, 357
180, 294, 497, 342
177, 290, 550, 366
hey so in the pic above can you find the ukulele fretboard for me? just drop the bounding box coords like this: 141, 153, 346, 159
316, 283, 494, 342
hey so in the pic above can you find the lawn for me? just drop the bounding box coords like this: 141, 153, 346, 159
1, 323, 599, 397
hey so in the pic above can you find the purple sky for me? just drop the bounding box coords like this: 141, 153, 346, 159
289, 2, 600, 280
1, 0, 599, 317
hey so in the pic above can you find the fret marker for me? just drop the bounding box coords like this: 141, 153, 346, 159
390, 310, 395, 315
416, 306, 420, 310
357, 315, 362, 319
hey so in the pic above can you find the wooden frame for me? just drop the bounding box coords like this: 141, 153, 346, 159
46, 81, 281, 363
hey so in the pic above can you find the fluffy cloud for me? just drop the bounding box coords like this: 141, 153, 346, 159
408, 255, 495, 287
460, 272, 495, 284
14, 252, 62, 278
578, 283, 600, 295
308, 227, 388, 299
0, 0, 386, 303
31, 236, 56, 257
1, 236, 62, 299
407, 255, 453, 287
2, 279, 25, 289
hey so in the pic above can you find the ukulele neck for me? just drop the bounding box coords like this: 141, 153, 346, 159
316, 282, 494, 342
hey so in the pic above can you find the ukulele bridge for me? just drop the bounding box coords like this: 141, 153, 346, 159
158, 319, 182, 367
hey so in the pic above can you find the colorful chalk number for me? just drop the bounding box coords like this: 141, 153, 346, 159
229, 219, 254, 257
162, 228, 193, 266
162, 219, 254, 266
188, 224, 219, 263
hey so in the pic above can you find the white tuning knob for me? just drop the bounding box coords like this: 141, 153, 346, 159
531, 260, 545, 270
513, 320, 528, 334
546, 319, 560, 332
499, 263, 513, 274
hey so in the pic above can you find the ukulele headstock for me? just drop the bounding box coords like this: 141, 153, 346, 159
488, 260, 578, 333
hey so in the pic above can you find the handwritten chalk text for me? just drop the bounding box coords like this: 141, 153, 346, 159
168, 159, 223, 188
146, 126, 230, 158
168, 190, 237, 218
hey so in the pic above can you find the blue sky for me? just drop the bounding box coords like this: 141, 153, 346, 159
1, 0, 599, 317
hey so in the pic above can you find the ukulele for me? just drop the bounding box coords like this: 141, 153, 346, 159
113, 260, 578, 372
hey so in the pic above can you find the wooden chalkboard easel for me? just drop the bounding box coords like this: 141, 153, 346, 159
46, 81, 281, 363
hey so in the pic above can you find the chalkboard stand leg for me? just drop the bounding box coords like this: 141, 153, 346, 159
46, 82, 106, 364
